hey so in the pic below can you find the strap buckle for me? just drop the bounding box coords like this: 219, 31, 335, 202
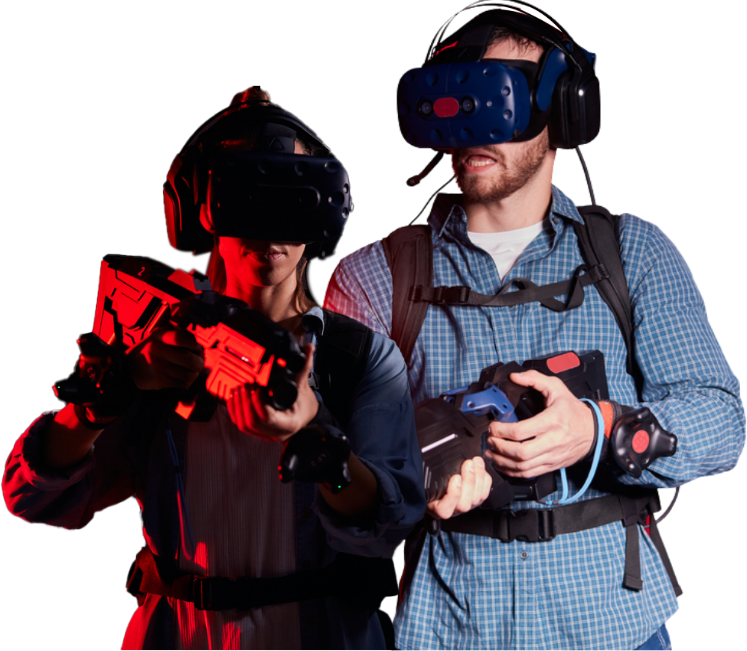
431, 285, 471, 304
503, 509, 556, 542
587, 263, 611, 283
192, 576, 238, 611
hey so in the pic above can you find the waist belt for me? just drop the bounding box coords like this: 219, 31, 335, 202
439, 491, 682, 596
126, 547, 398, 611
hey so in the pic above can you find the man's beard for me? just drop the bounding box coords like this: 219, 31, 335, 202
452, 130, 550, 203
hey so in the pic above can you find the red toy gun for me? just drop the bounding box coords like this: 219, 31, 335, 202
55, 254, 306, 420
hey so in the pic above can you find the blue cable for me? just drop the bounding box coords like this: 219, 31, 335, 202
553, 399, 605, 505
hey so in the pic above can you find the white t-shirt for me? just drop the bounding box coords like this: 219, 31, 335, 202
467, 221, 545, 281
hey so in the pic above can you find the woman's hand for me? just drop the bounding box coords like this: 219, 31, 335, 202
127, 327, 205, 391
227, 343, 319, 442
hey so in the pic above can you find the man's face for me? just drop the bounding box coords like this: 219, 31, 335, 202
452, 39, 551, 203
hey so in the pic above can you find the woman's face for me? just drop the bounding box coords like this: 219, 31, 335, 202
207, 138, 312, 293
218, 237, 305, 290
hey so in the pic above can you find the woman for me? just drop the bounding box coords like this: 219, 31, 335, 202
3, 87, 425, 649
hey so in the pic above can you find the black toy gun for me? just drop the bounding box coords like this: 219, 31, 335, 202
416, 350, 676, 509
54, 254, 307, 420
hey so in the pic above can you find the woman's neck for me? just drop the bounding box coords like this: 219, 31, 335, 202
224, 274, 308, 334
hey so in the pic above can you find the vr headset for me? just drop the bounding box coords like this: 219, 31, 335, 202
397, 3, 600, 151
163, 95, 352, 259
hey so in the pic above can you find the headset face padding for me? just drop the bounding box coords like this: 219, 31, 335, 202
397, 8, 600, 150
163, 101, 353, 258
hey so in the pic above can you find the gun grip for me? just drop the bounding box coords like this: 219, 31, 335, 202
168, 370, 217, 422
482, 461, 516, 509
175, 400, 195, 420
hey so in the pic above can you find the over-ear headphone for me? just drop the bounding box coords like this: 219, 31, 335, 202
397, 1, 600, 151
163, 91, 353, 259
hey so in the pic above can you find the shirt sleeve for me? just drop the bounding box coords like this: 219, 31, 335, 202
314, 332, 426, 557
616, 215, 745, 487
3, 409, 139, 529
324, 242, 394, 338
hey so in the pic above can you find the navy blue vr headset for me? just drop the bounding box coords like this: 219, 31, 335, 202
397, 2, 600, 151
163, 91, 352, 259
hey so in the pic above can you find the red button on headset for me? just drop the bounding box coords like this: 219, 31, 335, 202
434, 97, 459, 118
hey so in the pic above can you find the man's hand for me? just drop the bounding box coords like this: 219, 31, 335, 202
127, 327, 205, 391
485, 370, 594, 477
426, 456, 492, 519
227, 343, 319, 443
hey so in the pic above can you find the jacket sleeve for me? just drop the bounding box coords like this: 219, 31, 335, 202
3, 408, 140, 529
615, 215, 745, 487
314, 332, 426, 557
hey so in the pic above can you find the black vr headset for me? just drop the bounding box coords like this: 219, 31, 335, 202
163, 92, 352, 259
397, 1, 600, 151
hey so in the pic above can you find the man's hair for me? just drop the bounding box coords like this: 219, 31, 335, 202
488, 25, 544, 55
205, 85, 317, 310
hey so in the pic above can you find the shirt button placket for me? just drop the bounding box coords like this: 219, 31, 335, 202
516, 546, 535, 650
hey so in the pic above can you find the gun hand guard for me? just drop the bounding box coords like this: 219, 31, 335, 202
169, 291, 305, 419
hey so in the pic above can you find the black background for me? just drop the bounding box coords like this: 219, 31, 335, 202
3, 3, 745, 648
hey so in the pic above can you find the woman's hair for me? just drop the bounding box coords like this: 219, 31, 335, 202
204, 85, 319, 312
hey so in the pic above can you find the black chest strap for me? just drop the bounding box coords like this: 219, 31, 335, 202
126, 547, 398, 611
382, 206, 643, 393
438, 491, 681, 596
411, 262, 607, 312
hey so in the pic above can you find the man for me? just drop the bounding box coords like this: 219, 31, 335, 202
324, 4, 745, 650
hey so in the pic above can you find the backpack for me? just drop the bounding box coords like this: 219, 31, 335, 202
381, 204, 644, 395
383, 204, 683, 598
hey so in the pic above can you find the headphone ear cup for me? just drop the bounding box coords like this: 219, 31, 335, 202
579, 74, 601, 144
162, 178, 182, 249
163, 153, 214, 253
547, 70, 572, 147
549, 68, 601, 148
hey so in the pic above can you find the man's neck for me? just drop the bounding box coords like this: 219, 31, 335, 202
464, 157, 554, 233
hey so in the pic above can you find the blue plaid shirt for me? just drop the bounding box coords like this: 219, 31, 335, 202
324, 186, 745, 650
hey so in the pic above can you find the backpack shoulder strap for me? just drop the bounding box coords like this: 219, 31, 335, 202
380, 213, 644, 395
574, 205, 642, 394
381, 225, 433, 367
